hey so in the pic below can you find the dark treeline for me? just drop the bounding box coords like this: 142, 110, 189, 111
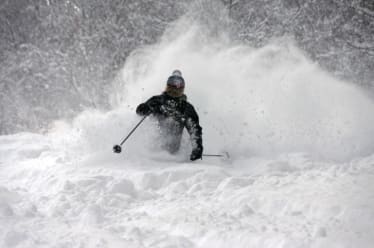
0, 0, 373, 134
226, 0, 374, 88
0, 0, 187, 133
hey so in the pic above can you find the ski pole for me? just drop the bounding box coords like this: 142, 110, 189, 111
203, 154, 224, 157
203, 151, 230, 159
113, 115, 147, 153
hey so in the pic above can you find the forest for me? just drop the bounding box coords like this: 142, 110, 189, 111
0, 0, 373, 134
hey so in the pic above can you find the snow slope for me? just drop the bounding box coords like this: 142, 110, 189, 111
1, 132, 374, 248
1, 9, 374, 248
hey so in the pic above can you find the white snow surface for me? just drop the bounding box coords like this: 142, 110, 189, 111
2, 17, 374, 248
1, 132, 374, 248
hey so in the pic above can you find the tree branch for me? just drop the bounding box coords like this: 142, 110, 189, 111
345, 40, 374, 56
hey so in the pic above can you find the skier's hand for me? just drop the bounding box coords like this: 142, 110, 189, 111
190, 148, 202, 161
136, 104, 151, 116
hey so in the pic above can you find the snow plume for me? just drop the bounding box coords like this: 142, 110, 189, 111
94, 3, 374, 162
42, 1, 374, 162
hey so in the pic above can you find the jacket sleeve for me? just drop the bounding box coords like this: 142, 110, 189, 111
185, 104, 203, 152
136, 96, 162, 116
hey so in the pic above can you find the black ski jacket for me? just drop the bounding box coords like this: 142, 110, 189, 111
136, 92, 203, 155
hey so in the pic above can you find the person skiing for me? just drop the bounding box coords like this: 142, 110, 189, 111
136, 70, 203, 161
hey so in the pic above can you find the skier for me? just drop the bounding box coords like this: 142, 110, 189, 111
136, 70, 203, 161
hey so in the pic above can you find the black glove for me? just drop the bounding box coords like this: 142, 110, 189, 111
190, 147, 203, 161
136, 103, 151, 116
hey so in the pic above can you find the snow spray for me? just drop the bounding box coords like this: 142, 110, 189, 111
106, 12, 374, 161
60, 2, 374, 162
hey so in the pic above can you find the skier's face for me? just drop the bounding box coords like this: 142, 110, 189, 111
165, 85, 184, 97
